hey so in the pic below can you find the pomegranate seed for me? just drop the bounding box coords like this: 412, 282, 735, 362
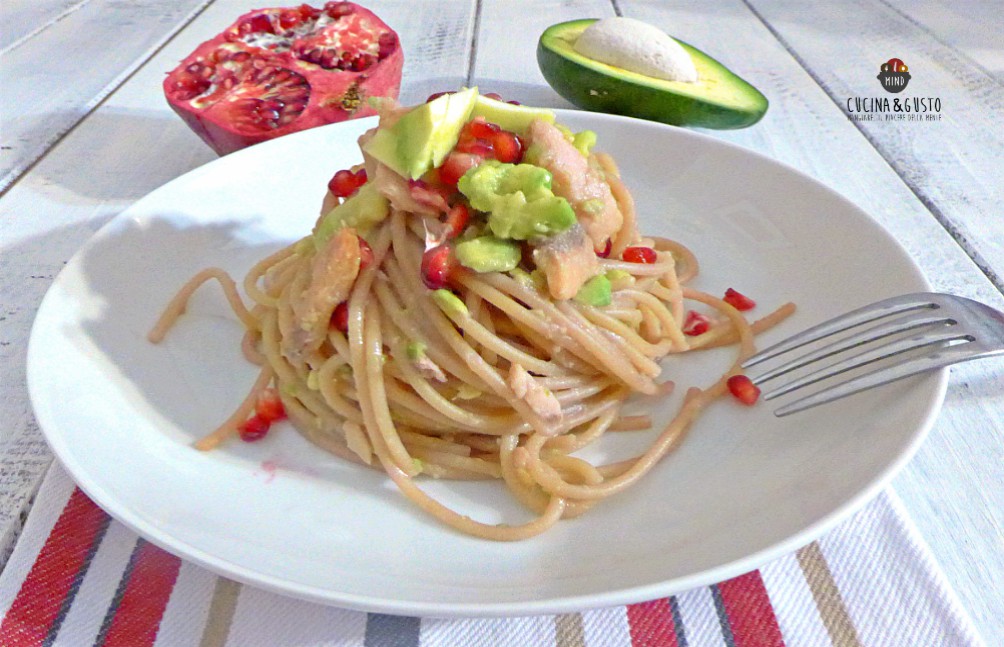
727, 374, 761, 405
255, 387, 286, 422
438, 151, 482, 187
441, 203, 471, 239
723, 288, 756, 311
325, 2, 354, 18
596, 239, 612, 258
331, 301, 350, 332
507, 100, 522, 106
278, 10, 302, 30
456, 139, 494, 157
682, 310, 711, 336
483, 92, 503, 101
622, 246, 658, 264
328, 169, 359, 197
351, 53, 375, 72
245, 14, 274, 34
353, 168, 368, 186
378, 32, 397, 59
466, 118, 500, 139
319, 51, 338, 69
491, 130, 522, 163
358, 237, 374, 269
174, 76, 210, 100
426, 91, 451, 103
239, 415, 271, 442
421, 245, 456, 289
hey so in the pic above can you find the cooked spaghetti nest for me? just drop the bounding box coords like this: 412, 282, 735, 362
149, 112, 794, 541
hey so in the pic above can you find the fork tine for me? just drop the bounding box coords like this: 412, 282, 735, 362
762, 329, 971, 400
742, 293, 940, 368
773, 344, 978, 416
751, 313, 955, 385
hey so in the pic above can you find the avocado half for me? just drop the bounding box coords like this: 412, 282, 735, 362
537, 19, 768, 129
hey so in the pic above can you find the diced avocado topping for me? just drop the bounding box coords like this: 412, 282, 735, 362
458, 160, 575, 240
521, 142, 545, 166
554, 124, 596, 156
314, 183, 389, 247
509, 267, 534, 286
529, 269, 548, 292
453, 384, 483, 400
455, 236, 521, 273
406, 341, 427, 361
362, 87, 478, 179
605, 269, 632, 281
469, 95, 556, 134
431, 289, 469, 317
581, 198, 605, 215
574, 274, 612, 306
573, 130, 596, 155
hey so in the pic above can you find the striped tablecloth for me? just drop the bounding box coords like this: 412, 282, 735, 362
0, 465, 985, 647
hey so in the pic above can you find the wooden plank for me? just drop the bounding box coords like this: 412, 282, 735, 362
2, 0, 85, 51
884, 0, 1004, 83
471, 0, 616, 104
614, 1, 1004, 642
0, 0, 475, 568
0, 0, 213, 193
742, 0, 1004, 293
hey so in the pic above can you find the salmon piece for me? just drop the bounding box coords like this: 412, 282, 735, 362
371, 163, 440, 217
527, 119, 623, 249
532, 224, 599, 300
508, 363, 562, 423
287, 228, 361, 356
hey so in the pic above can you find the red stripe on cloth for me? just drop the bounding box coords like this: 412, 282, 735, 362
627, 598, 679, 647
718, 571, 785, 647
0, 488, 109, 647
98, 541, 181, 647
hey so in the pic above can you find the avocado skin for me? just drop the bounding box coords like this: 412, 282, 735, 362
537, 19, 768, 130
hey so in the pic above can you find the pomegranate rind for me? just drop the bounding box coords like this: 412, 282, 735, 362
164, 3, 403, 155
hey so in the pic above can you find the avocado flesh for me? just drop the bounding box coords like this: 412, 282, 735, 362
314, 183, 388, 245
455, 236, 521, 273
538, 19, 767, 129
574, 274, 612, 306
363, 88, 478, 179
470, 95, 555, 134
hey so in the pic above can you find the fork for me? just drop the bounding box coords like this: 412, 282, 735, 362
742, 292, 1004, 416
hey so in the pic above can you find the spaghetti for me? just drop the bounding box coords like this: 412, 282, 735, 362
150, 93, 794, 540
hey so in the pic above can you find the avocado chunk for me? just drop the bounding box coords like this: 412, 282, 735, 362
574, 274, 612, 306
457, 160, 576, 240
572, 130, 596, 156
362, 87, 478, 179
469, 95, 556, 134
455, 236, 521, 273
431, 289, 469, 317
313, 182, 388, 247
537, 19, 768, 129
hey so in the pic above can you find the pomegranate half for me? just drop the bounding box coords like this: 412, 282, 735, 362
164, 2, 403, 155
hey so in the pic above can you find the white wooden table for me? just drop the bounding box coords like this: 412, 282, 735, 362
2, 0, 1001, 642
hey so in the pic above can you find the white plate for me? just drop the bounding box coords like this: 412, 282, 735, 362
27, 111, 946, 617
